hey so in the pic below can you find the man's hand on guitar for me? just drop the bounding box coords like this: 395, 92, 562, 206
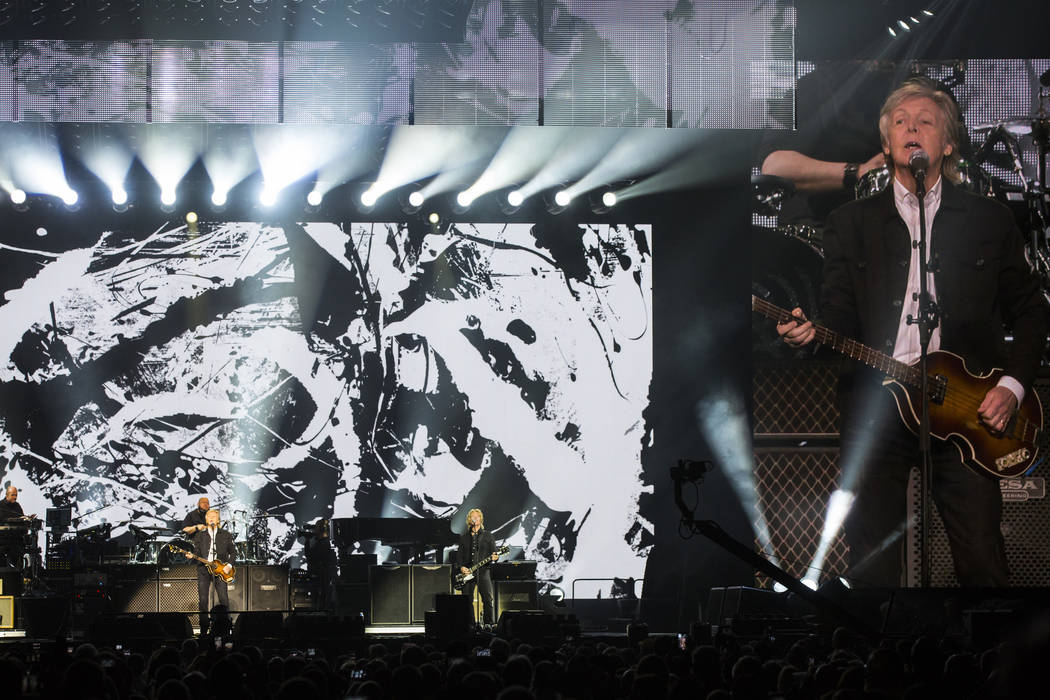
491, 553, 499, 562
460, 567, 470, 575
184, 551, 193, 559
223, 564, 232, 574
978, 385, 1018, 433
777, 307, 816, 348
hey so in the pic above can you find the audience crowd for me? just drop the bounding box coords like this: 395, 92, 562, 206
0, 612, 1048, 700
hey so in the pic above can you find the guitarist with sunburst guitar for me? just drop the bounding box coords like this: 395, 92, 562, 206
182, 508, 237, 635
771, 78, 1050, 589
456, 508, 501, 628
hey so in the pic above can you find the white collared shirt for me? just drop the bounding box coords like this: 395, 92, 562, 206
208, 527, 217, 561
891, 175, 1024, 403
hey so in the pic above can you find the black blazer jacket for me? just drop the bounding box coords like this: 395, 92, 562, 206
821, 180, 1049, 414
456, 528, 496, 569
190, 527, 237, 565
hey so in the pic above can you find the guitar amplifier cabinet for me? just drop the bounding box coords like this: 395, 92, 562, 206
248, 565, 289, 611
108, 565, 159, 614
159, 562, 197, 580
371, 565, 411, 624
495, 580, 538, 621
0, 595, 13, 629
411, 565, 451, 623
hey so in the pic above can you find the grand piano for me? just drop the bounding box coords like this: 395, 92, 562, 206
329, 517, 457, 564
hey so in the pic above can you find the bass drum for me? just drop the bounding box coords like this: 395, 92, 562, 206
751, 225, 824, 361
855, 160, 996, 199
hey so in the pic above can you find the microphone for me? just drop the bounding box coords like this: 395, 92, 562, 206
908, 149, 930, 181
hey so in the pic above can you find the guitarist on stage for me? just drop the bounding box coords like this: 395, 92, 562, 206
777, 77, 1050, 587
185, 508, 237, 635
456, 508, 499, 627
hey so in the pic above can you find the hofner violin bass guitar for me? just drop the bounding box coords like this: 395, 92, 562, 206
166, 544, 237, 584
454, 545, 510, 590
752, 295, 1045, 478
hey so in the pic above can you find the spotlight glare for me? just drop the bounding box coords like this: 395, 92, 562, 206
260, 187, 278, 207
428, 212, 440, 224
887, 26, 896, 37
160, 189, 176, 206
909, 16, 920, 23
554, 190, 572, 207
361, 188, 378, 208
838, 576, 852, 590
10, 188, 27, 205
897, 19, 910, 31
408, 191, 424, 207
456, 190, 475, 208
801, 577, 819, 591
601, 191, 617, 208
62, 189, 78, 206
772, 582, 787, 593
111, 187, 128, 206
211, 190, 227, 207
185, 211, 198, 225
922, 9, 934, 16
307, 190, 323, 207
507, 190, 524, 207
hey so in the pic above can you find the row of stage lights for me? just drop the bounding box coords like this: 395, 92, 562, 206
3, 180, 622, 215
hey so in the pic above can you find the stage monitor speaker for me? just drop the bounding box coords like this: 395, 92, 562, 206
286, 611, 365, 641
233, 611, 284, 639
249, 565, 289, 611
428, 593, 472, 639
496, 610, 557, 641
88, 612, 188, 642
496, 580, 538, 621
108, 566, 159, 613
411, 565, 451, 623
335, 583, 370, 622
370, 565, 411, 624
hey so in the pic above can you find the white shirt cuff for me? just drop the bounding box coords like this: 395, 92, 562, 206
997, 376, 1025, 406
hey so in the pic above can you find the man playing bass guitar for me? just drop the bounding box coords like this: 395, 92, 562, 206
777, 78, 1050, 587
185, 508, 237, 635
456, 508, 499, 627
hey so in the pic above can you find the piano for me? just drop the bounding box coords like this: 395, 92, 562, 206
330, 517, 457, 563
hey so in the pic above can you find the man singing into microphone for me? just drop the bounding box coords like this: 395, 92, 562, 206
777, 78, 1049, 587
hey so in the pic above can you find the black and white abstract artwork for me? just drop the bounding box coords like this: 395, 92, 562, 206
0, 219, 652, 590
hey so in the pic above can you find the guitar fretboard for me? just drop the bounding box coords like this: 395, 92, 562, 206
752, 296, 922, 388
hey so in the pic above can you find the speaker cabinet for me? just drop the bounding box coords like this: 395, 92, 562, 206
427, 593, 472, 639
233, 611, 284, 639
411, 565, 451, 623
217, 578, 247, 612
159, 579, 198, 613
88, 612, 190, 642
496, 610, 557, 641
370, 565, 411, 624
159, 562, 198, 580
108, 566, 158, 613
249, 565, 289, 611
496, 580, 538, 621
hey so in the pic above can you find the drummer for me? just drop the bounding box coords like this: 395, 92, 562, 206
181, 496, 211, 535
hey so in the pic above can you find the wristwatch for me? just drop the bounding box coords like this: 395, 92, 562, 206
842, 162, 860, 191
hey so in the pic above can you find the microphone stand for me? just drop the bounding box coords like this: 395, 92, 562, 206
909, 167, 939, 588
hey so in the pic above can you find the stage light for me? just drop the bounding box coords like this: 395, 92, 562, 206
307, 190, 323, 207
10, 188, 26, 205
922, 9, 934, 16
211, 190, 228, 207
185, 211, 198, 225
887, 26, 896, 37
507, 190, 524, 207
160, 189, 176, 207
772, 582, 787, 593
111, 187, 128, 206
456, 190, 474, 208
61, 189, 79, 206
554, 190, 572, 207
897, 19, 910, 31
602, 191, 617, 208
428, 212, 440, 224
408, 191, 424, 207
260, 185, 278, 207
35, 227, 47, 237
361, 188, 378, 208
801, 577, 819, 591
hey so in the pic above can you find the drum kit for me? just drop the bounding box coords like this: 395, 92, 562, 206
752, 100, 1050, 345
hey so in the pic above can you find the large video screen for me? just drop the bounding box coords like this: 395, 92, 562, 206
0, 219, 652, 591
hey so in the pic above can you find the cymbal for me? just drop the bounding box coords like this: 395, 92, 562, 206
974, 116, 1049, 135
